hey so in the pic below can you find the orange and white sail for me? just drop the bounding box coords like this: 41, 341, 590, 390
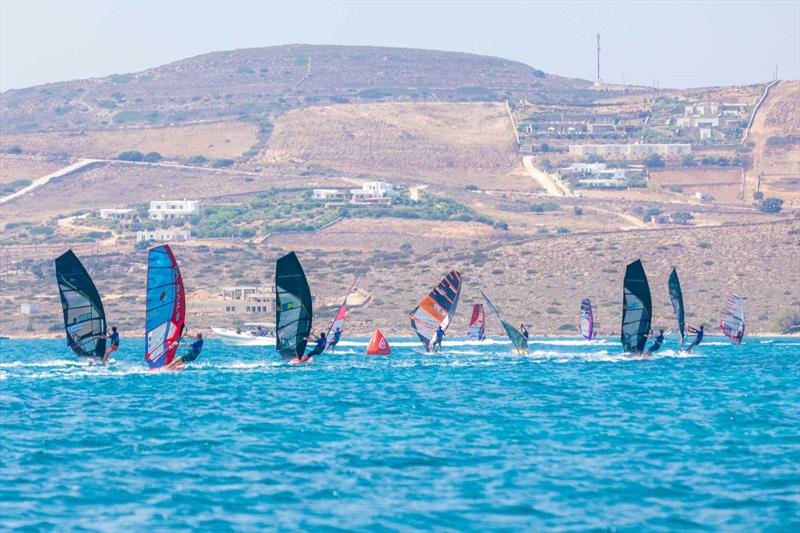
409, 271, 462, 351
467, 304, 486, 340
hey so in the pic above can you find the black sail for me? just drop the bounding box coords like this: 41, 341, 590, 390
275, 252, 313, 358
621, 260, 652, 354
668, 268, 686, 347
55, 250, 107, 356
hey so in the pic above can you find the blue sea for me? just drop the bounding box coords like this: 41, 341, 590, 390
1, 336, 798, 531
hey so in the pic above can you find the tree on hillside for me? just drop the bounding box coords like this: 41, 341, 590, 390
758, 197, 784, 213
752, 191, 764, 201
672, 211, 694, 225
643, 154, 665, 168
681, 155, 696, 166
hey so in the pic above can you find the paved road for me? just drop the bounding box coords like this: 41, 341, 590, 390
0, 159, 102, 205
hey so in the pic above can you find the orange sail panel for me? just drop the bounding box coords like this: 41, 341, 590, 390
409, 271, 462, 351
366, 329, 391, 355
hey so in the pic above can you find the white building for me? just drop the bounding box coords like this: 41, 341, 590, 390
148, 199, 201, 221
568, 144, 691, 158
350, 181, 394, 205
313, 181, 395, 207
98, 208, 135, 220
135, 228, 192, 243
313, 189, 349, 201
20, 303, 38, 315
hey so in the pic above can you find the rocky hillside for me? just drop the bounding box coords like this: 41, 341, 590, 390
0, 44, 597, 133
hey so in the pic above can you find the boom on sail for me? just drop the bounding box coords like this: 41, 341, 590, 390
579, 298, 595, 340
481, 290, 529, 354
467, 304, 486, 340
720, 292, 745, 343
275, 252, 313, 359
55, 250, 107, 357
668, 268, 686, 348
621, 260, 652, 354
409, 271, 462, 352
144, 245, 186, 369
326, 274, 359, 347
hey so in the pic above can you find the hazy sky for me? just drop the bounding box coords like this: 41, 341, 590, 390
1, 0, 798, 91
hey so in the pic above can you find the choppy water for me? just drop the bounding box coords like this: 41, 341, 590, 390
1, 336, 798, 531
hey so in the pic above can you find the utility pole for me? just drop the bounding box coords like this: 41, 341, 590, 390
596, 33, 601, 86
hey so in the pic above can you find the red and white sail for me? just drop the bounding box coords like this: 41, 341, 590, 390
467, 304, 486, 340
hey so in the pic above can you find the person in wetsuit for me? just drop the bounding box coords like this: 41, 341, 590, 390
520, 323, 529, 339
327, 328, 342, 354
432, 326, 445, 353
645, 328, 665, 356
168, 332, 204, 368
101, 326, 120, 364
301, 332, 327, 362
686, 325, 704, 353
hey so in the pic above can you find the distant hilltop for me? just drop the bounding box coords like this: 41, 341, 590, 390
0, 44, 603, 133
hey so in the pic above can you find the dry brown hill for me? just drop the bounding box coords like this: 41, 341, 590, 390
0, 44, 595, 133
263, 102, 520, 181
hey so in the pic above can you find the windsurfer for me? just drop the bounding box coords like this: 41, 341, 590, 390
686, 325, 704, 353
327, 328, 342, 353
168, 332, 204, 367
302, 332, 327, 362
432, 326, 445, 352
645, 329, 664, 356
98, 326, 120, 364
520, 323, 529, 339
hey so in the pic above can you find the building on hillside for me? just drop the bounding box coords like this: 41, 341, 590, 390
192, 285, 274, 315
313, 181, 396, 207
98, 208, 135, 220
20, 303, 38, 315
148, 199, 201, 221
568, 143, 691, 158
312, 189, 349, 201
135, 228, 192, 243
350, 181, 395, 206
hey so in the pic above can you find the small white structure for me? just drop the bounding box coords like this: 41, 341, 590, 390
695, 192, 715, 201
148, 199, 201, 221
98, 208, 135, 220
569, 144, 692, 158
350, 181, 394, 205
20, 303, 38, 315
136, 228, 191, 243
312, 189, 348, 201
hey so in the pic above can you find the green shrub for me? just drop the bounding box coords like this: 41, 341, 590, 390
142, 152, 163, 163
117, 151, 144, 162
212, 159, 234, 168
644, 154, 665, 168
758, 197, 783, 213
556, 227, 570, 234
187, 155, 207, 165
558, 323, 577, 331
7, 145, 22, 154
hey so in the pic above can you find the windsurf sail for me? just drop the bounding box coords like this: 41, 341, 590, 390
144, 245, 185, 369
720, 292, 745, 343
326, 274, 359, 346
668, 268, 686, 348
467, 304, 486, 340
481, 290, 529, 354
55, 250, 107, 357
409, 270, 462, 351
275, 252, 313, 358
579, 298, 594, 340
621, 259, 652, 354
366, 329, 391, 355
